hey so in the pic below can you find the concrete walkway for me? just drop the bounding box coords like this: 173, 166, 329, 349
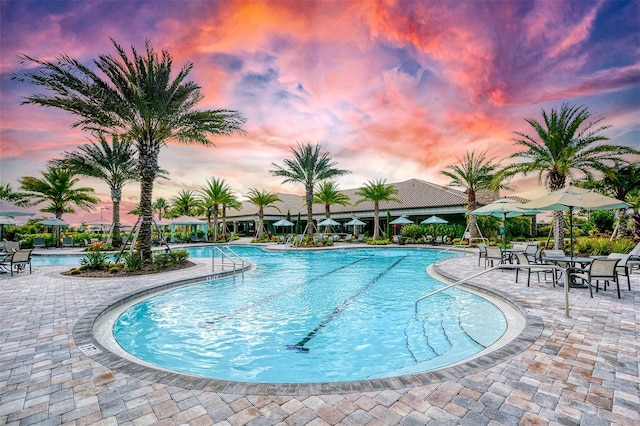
1, 246, 638, 425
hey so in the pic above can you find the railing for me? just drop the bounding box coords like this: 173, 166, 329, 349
212, 245, 246, 277
415, 263, 572, 318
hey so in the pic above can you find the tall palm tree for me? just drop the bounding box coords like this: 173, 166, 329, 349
499, 103, 639, 250
355, 179, 400, 240
0, 183, 24, 204
18, 165, 99, 247
53, 133, 138, 247
16, 39, 245, 261
271, 143, 349, 237
246, 189, 281, 240
441, 150, 504, 239
198, 177, 232, 241
221, 194, 242, 238
153, 198, 170, 221
171, 189, 200, 217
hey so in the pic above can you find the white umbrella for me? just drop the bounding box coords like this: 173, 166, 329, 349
390, 216, 413, 225
37, 218, 69, 248
421, 216, 448, 224
345, 218, 365, 226
471, 198, 538, 247
318, 218, 340, 227
0, 216, 16, 225
0, 200, 35, 217
273, 219, 294, 227
522, 186, 631, 258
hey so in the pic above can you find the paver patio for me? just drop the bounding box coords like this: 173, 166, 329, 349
1, 243, 638, 425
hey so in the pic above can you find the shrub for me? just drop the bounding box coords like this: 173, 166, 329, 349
80, 251, 110, 270
611, 238, 636, 254
401, 224, 424, 239
123, 252, 143, 272
152, 249, 189, 268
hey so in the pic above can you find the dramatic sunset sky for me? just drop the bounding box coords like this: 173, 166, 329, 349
1, 0, 639, 225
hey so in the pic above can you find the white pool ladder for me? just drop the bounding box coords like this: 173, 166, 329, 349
212, 245, 246, 277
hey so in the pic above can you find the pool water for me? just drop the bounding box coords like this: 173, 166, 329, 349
111, 246, 508, 383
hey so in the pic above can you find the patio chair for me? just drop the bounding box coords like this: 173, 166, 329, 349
344, 234, 352, 243
33, 238, 46, 249
423, 235, 434, 244
355, 234, 365, 243
627, 241, 640, 272
5, 249, 33, 276
571, 258, 621, 298
607, 253, 632, 291
62, 237, 73, 248
477, 244, 487, 267
485, 246, 505, 268
515, 253, 555, 287
4, 241, 20, 252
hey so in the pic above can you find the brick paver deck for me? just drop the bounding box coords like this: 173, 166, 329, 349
1, 245, 638, 425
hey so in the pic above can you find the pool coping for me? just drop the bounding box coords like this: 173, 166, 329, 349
73, 249, 544, 396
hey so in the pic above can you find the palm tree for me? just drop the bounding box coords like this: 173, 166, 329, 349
198, 177, 232, 241
221, 194, 242, 238
53, 133, 138, 247
499, 103, 639, 250
171, 190, 200, 217
18, 165, 99, 247
271, 143, 349, 237
153, 198, 170, 221
355, 179, 400, 240
16, 39, 245, 261
246, 189, 281, 240
577, 164, 640, 238
441, 150, 504, 239
0, 183, 24, 204
314, 181, 350, 232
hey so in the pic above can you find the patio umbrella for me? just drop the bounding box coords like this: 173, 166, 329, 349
345, 218, 365, 226
0, 200, 35, 217
421, 216, 448, 224
37, 218, 70, 248
390, 216, 413, 225
318, 218, 340, 233
273, 218, 294, 234
273, 219, 294, 227
522, 186, 631, 258
471, 198, 538, 247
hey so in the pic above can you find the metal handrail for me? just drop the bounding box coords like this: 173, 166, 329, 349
212, 246, 245, 277
415, 263, 572, 317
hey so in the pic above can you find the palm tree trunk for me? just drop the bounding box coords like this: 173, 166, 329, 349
373, 202, 380, 240
257, 208, 264, 240
306, 184, 314, 237
111, 189, 122, 248
213, 205, 219, 241
467, 190, 478, 239
138, 175, 154, 261
553, 211, 565, 251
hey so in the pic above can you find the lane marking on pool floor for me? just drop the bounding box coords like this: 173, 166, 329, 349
200, 255, 373, 328
287, 255, 409, 352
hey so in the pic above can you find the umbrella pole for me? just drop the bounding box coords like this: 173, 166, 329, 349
569, 206, 574, 259
502, 213, 507, 248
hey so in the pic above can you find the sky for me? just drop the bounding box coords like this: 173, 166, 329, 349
1, 0, 639, 226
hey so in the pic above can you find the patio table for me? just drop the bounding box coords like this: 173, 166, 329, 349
543, 256, 594, 288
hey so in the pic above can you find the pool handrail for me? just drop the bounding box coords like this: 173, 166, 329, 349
212, 245, 246, 277
415, 263, 571, 318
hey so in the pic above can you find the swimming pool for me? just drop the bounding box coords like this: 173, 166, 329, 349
105, 246, 509, 383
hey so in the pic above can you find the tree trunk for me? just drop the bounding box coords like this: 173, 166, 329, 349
467, 190, 478, 239
553, 211, 565, 251
257, 208, 264, 240
213, 204, 219, 241
373, 202, 380, 240
306, 184, 314, 237
111, 191, 122, 248
138, 175, 154, 261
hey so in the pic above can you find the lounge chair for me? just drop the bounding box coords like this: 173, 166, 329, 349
344, 234, 352, 243
62, 237, 73, 248
355, 234, 365, 243
33, 238, 46, 249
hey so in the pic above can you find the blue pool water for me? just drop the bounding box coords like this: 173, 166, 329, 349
110, 246, 508, 383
